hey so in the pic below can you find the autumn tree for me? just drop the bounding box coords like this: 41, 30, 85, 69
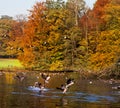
88, 0, 120, 73
18, 2, 48, 68
92, 0, 111, 31
0, 15, 15, 57
44, 0, 86, 70
7, 15, 27, 59
67, 0, 85, 26
16, 0, 86, 71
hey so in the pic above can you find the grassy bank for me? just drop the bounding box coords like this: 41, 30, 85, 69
0, 59, 119, 79
0, 59, 24, 70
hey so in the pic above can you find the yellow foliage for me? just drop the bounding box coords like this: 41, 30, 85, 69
49, 61, 63, 71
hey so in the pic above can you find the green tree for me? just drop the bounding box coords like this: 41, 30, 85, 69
0, 15, 15, 57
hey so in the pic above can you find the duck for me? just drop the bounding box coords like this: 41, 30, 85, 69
56, 78, 75, 94
41, 73, 50, 83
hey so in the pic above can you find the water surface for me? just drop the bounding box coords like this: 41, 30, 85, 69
0, 72, 120, 108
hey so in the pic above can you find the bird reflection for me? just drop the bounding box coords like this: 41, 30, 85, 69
56, 96, 68, 107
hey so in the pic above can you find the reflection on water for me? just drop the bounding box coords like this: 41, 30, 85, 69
0, 72, 120, 108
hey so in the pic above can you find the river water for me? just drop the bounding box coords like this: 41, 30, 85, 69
0, 71, 120, 108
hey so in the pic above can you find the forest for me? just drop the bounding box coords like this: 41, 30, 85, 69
0, 0, 120, 77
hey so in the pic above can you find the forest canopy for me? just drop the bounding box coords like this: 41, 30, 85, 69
0, 0, 120, 76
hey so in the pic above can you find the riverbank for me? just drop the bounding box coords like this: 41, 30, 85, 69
0, 58, 24, 70
0, 58, 119, 79
0, 69, 119, 80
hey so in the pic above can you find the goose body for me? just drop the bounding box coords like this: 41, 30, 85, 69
15, 74, 25, 81
56, 84, 68, 94
34, 81, 44, 92
41, 73, 50, 83
56, 78, 74, 94
66, 78, 74, 88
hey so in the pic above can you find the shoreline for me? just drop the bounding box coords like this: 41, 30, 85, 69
0, 68, 119, 80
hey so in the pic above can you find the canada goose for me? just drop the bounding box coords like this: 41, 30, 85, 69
56, 78, 75, 94
34, 81, 44, 92
56, 84, 68, 94
41, 73, 50, 83
14, 74, 25, 81
66, 78, 74, 88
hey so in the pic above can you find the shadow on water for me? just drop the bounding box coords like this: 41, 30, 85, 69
0, 72, 120, 108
